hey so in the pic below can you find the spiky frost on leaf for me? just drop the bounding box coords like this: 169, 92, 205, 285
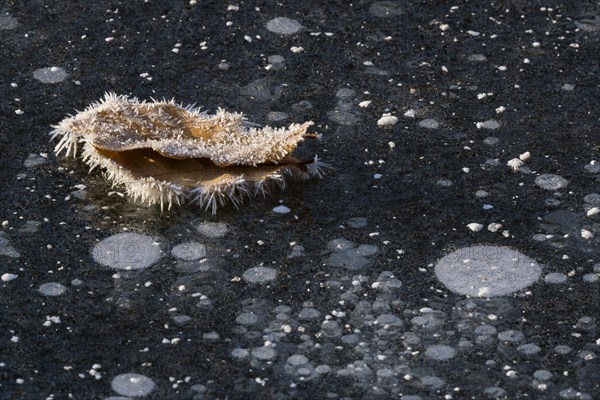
51, 93, 323, 212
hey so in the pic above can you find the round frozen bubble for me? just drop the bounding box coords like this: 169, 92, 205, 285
287, 354, 309, 366
243, 267, 277, 283
544, 272, 567, 284
92, 233, 161, 270
111, 373, 156, 397
535, 174, 568, 191
235, 312, 259, 326
38, 282, 67, 296
196, 222, 228, 238
266, 17, 303, 35
252, 346, 277, 361
518, 343, 541, 355
418, 118, 440, 129
347, 217, 367, 228
424, 345, 457, 361
171, 242, 206, 261
434, 245, 542, 297
33, 66, 68, 84
0, 14, 19, 30
480, 120, 500, 130
369, 1, 403, 17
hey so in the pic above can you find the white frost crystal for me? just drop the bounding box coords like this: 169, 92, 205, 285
467, 223, 484, 232
507, 158, 524, 171
377, 113, 398, 127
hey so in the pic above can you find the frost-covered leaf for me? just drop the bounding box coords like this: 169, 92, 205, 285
51, 93, 324, 212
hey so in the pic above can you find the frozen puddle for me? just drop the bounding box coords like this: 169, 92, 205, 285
434, 245, 542, 297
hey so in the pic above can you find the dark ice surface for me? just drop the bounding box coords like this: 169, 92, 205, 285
1, 1, 600, 399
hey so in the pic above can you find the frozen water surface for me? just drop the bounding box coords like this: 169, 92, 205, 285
3, 1, 600, 399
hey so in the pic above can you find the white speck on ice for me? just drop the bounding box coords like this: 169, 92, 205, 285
488, 223, 502, 232
519, 152, 531, 161
581, 229, 594, 239
403, 109, 415, 118
1, 273, 17, 282
495, 106, 506, 113
290, 46, 304, 53
507, 158, 524, 171
273, 205, 291, 214
377, 114, 398, 127
467, 223, 484, 232
587, 207, 599, 217
358, 100, 371, 108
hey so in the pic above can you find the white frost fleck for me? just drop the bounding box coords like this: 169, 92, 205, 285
377, 113, 398, 127
467, 223, 484, 232
587, 207, 599, 217
273, 205, 291, 214
1, 273, 18, 282
507, 158, 524, 171
519, 152, 531, 161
